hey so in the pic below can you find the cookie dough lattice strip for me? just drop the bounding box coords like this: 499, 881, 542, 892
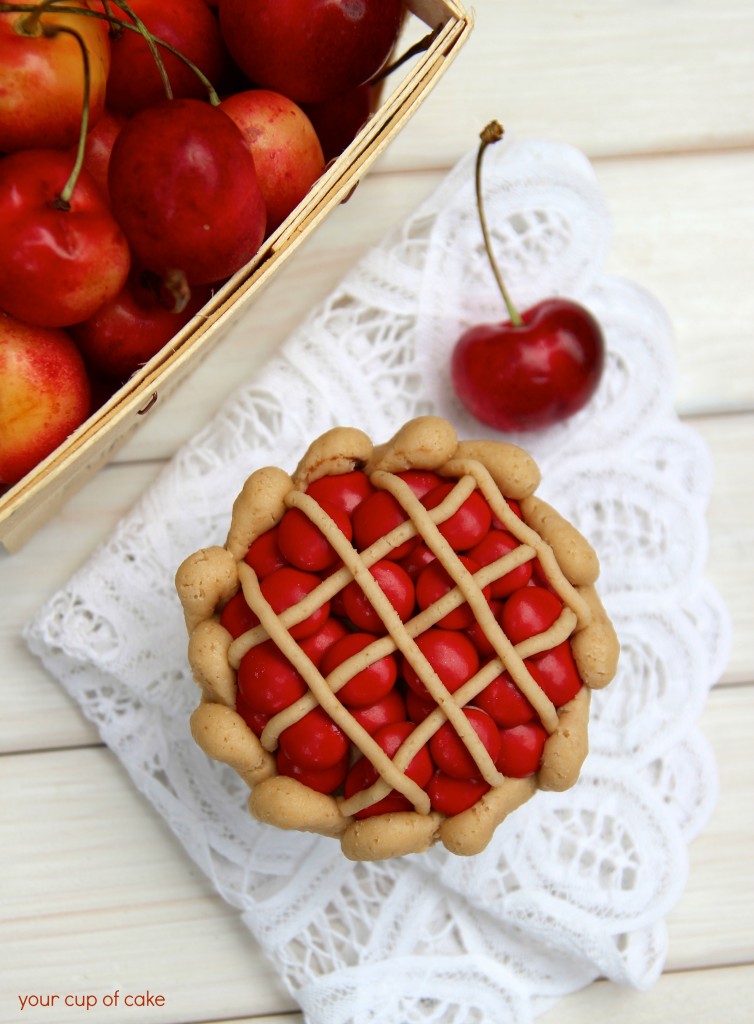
441, 457, 593, 627
373, 470, 561, 734
237, 561, 432, 815
227, 478, 496, 669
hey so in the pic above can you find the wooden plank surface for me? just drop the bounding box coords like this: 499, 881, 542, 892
1, 1, 751, 1022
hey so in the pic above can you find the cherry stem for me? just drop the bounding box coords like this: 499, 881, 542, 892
371, 23, 443, 84
37, 22, 89, 208
475, 121, 523, 328
2, 1, 220, 105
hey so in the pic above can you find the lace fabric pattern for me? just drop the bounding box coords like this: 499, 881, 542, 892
25, 138, 730, 1024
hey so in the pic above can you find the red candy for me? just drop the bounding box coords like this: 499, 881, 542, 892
277, 499, 352, 572
260, 566, 330, 639
468, 528, 533, 598
244, 526, 286, 578
402, 628, 479, 700
320, 632, 398, 708
279, 706, 349, 770
429, 706, 501, 779
237, 639, 307, 716
421, 481, 492, 551
276, 748, 349, 794
476, 671, 536, 728
352, 490, 416, 560
527, 642, 583, 708
306, 469, 375, 514
500, 586, 563, 644
220, 591, 259, 638
349, 689, 407, 735
415, 555, 490, 630
427, 772, 491, 815
345, 721, 434, 819
496, 721, 548, 777
341, 559, 415, 634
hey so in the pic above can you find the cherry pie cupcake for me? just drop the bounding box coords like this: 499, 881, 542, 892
176, 417, 619, 860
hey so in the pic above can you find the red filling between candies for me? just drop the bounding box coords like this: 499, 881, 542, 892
222, 463, 588, 820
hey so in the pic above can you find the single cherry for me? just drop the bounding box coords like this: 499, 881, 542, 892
108, 98, 266, 285
218, 0, 405, 105
451, 121, 605, 431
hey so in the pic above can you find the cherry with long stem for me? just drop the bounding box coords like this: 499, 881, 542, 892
474, 121, 523, 328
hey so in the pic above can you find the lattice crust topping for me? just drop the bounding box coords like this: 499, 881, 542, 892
176, 417, 619, 860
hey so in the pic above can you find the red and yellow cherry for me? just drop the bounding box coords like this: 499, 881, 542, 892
302, 82, 373, 163
68, 108, 126, 205
220, 89, 325, 233
108, 98, 267, 285
0, 149, 131, 328
320, 632, 398, 708
450, 122, 605, 432
217, 0, 405, 104
71, 271, 209, 380
97, 0, 225, 117
0, 0, 110, 153
0, 313, 90, 486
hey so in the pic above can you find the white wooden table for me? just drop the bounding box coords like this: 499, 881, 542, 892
2, 2, 752, 1021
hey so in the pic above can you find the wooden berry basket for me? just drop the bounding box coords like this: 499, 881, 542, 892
0, 0, 473, 553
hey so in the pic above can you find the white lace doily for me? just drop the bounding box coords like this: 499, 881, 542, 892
25, 137, 731, 1024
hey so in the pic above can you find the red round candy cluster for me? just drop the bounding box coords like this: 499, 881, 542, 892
226, 469, 583, 820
